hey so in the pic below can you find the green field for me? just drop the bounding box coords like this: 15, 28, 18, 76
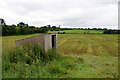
2, 30, 118, 78
58, 34, 118, 56
48, 29, 104, 34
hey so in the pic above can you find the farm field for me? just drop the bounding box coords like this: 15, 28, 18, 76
48, 29, 104, 34
2, 30, 118, 78
2, 33, 118, 57
57, 34, 118, 57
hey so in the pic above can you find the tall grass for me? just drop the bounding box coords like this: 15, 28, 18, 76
2, 44, 84, 78
3, 44, 63, 65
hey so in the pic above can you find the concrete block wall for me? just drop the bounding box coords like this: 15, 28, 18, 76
15, 35, 45, 48
15, 33, 58, 51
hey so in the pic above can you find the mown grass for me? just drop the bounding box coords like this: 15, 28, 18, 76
58, 34, 118, 57
2, 44, 118, 78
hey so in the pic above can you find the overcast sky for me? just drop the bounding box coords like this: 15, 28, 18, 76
0, 0, 119, 29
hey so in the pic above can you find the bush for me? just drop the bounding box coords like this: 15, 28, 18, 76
63, 32, 66, 34
58, 32, 62, 34
3, 44, 62, 65
103, 30, 120, 34
47, 48, 62, 61
58, 32, 66, 34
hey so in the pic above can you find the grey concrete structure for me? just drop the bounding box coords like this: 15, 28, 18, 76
15, 33, 58, 51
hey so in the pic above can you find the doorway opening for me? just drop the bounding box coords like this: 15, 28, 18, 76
51, 35, 56, 48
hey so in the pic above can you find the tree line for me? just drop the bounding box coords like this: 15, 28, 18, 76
1, 18, 120, 36
2, 22, 61, 36
103, 30, 120, 34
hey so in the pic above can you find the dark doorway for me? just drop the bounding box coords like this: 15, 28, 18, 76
52, 35, 56, 48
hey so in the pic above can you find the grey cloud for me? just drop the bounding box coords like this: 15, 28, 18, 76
0, 0, 119, 29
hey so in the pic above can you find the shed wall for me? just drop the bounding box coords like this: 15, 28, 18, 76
15, 35, 45, 48
55, 34, 58, 50
15, 33, 58, 51
45, 34, 52, 51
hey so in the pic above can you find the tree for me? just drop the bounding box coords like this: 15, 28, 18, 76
25, 24, 29, 27
103, 28, 107, 30
17, 22, 26, 28
15, 27, 21, 34
0, 18, 6, 26
29, 26, 35, 28
47, 25, 51, 29
52, 26, 56, 30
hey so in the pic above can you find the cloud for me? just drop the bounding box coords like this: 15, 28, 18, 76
0, 0, 119, 29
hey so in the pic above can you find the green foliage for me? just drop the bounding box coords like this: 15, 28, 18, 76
58, 32, 66, 34
2, 21, 62, 36
6, 44, 60, 64
3, 44, 64, 65
2, 44, 84, 78
2, 22, 48, 36
47, 48, 62, 61
103, 30, 120, 34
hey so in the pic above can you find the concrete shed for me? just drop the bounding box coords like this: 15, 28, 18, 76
15, 33, 58, 51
